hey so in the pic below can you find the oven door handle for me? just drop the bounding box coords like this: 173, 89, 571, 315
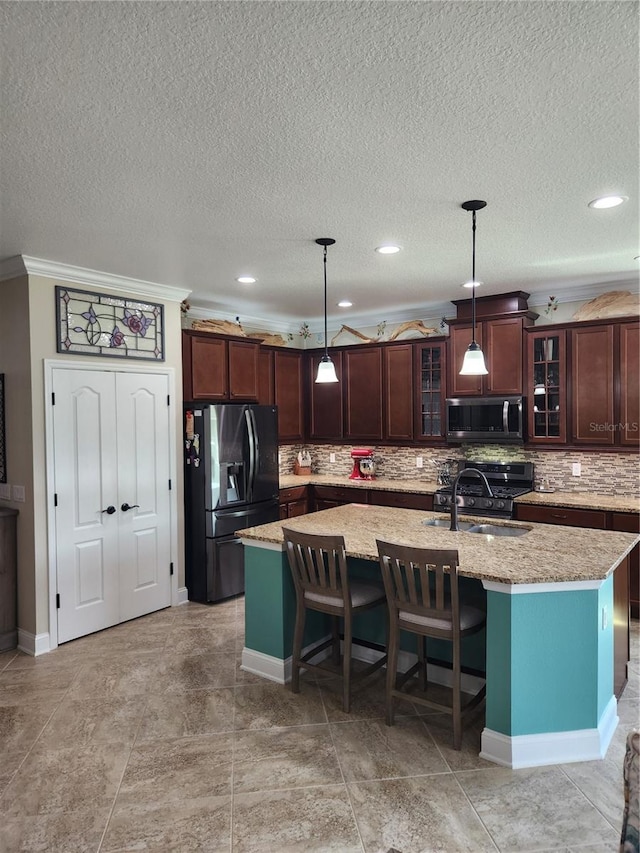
503, 400, 509, 433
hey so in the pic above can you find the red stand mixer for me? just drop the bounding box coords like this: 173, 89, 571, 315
349, 447, 376, 480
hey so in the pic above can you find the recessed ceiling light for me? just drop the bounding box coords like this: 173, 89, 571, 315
236, 276, 256, 284
588, 195, 628, 209
375, 245, 401, 254
462, 280, 482, 289
337, 300, 353, 308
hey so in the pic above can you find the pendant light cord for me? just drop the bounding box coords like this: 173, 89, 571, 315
323, 244, 329, 356
471, 209, 477, 344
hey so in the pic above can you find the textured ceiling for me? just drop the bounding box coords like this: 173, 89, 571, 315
1, 1, 638, 329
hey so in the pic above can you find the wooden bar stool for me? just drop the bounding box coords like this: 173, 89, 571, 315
283, 527, 387, 713
376, 539, 486, 749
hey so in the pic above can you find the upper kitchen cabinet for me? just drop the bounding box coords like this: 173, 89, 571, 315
308, 351, 344, 440
571, 324, 615, 445
257, 347, 275, 405
414, 341, 446, 440
384, 343, 414, 441
344, 346, 383, 441
619, 321, 639, 446
525, 329, 567, 444
183, 330, 259, 402
274, 349, 304, 442
447, 292, 537, 397
571, 319, 640, 448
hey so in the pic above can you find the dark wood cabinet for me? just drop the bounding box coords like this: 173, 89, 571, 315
228, 340, 259, 400
308, 351, 344, 440
182, 330, 258, 402
619, 322, 640, 447
384, 344, 413, 441
515, 504, 607, 529
279, 485, 310, 519
414, 342, 446, 440
368, 490, 433, 510
448, 317, 529, 397
571, 324, 615, 444
274, 350, 304, 442
344, 347, 383, 441
526, 329, 567, 444
612, 512, 639, 619
312, 484, 369, 511
257, 348, 274, 405
183, 332, 228, 400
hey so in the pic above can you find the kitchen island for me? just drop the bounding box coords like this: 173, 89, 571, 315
238, 504, 638, 769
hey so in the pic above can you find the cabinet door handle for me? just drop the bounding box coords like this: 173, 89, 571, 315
121, 503, 140, 512
101, 505, 116, 515
551, 513, 567, 519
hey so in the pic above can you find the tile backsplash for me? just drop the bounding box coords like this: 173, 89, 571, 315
279, 443, 640, 498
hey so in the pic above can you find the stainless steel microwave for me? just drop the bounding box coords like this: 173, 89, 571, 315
446, 396, 525, 443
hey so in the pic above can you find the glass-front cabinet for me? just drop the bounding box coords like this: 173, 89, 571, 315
414, 342, 445, 439
526, 329, 567, 443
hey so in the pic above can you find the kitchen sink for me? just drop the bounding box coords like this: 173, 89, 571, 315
466, 523, 530, 537
423, 518, 476, 531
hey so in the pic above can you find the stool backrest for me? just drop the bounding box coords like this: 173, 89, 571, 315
283, 528, 349, 606
376, 540, 461, 634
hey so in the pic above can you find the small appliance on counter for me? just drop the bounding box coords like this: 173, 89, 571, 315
349, 448, 376, 480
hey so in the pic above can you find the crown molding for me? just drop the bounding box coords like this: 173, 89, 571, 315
0, 255, 192, 303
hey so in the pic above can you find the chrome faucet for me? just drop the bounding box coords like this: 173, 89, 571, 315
449, 468, 494, 531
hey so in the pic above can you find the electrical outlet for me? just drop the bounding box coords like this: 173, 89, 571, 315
329, 453, 336, 463
416, 456, 423, 468
0, 483, 10, 500
572, 462, 581, 477
11, 485, 25, 502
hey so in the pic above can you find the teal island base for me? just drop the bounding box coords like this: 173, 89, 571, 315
241, 540, 620, 769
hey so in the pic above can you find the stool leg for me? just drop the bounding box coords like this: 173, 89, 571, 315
331, 615, 341, 665
418, 635, 427, 691
386, 616, 399, 726
452, 638, 462, 750
291, 600, 305, 694
343, 611, 352, 713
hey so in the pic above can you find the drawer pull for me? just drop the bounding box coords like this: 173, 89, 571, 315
551, 513, 567, 519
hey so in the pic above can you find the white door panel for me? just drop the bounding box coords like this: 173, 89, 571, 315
53, 368, 172, 643
53, 370, 119, 642
117, 372, 171, 622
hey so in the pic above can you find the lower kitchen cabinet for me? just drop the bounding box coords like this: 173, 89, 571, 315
515, 504, 607, 529
312, 484, 369, 511
279, 485, 310, 519
612, 512, 640, 619
369, 489, 433, 510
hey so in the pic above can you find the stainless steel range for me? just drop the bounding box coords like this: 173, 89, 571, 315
433, 460, 534, 520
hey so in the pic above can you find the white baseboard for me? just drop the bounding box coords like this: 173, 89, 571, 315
175, 587, 189, 606
17, 629, 51, 657
480, 695, 619, 768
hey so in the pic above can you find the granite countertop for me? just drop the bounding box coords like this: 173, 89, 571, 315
514, 490, 640, 514
239, 504, 639, 586
279, 474, 640, 514
279, 473, 441, 494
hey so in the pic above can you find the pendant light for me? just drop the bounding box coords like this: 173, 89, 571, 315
459, 200, 489, 376
315, 237, 339, 383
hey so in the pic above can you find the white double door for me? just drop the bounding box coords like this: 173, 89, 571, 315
52, 367, 172, 643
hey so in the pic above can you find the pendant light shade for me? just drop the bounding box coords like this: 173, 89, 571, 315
315, 238, 339, 384
459, 200, 489, 377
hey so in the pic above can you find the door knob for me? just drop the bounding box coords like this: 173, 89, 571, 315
101, 505, 116, 515
121, 503, 140, 512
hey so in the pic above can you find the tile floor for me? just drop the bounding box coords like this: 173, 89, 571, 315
0, 599, 637, 853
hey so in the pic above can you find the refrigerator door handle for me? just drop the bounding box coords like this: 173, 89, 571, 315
244, 407, 257, 503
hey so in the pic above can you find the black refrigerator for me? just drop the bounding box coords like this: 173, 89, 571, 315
183, 403, 280, 602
